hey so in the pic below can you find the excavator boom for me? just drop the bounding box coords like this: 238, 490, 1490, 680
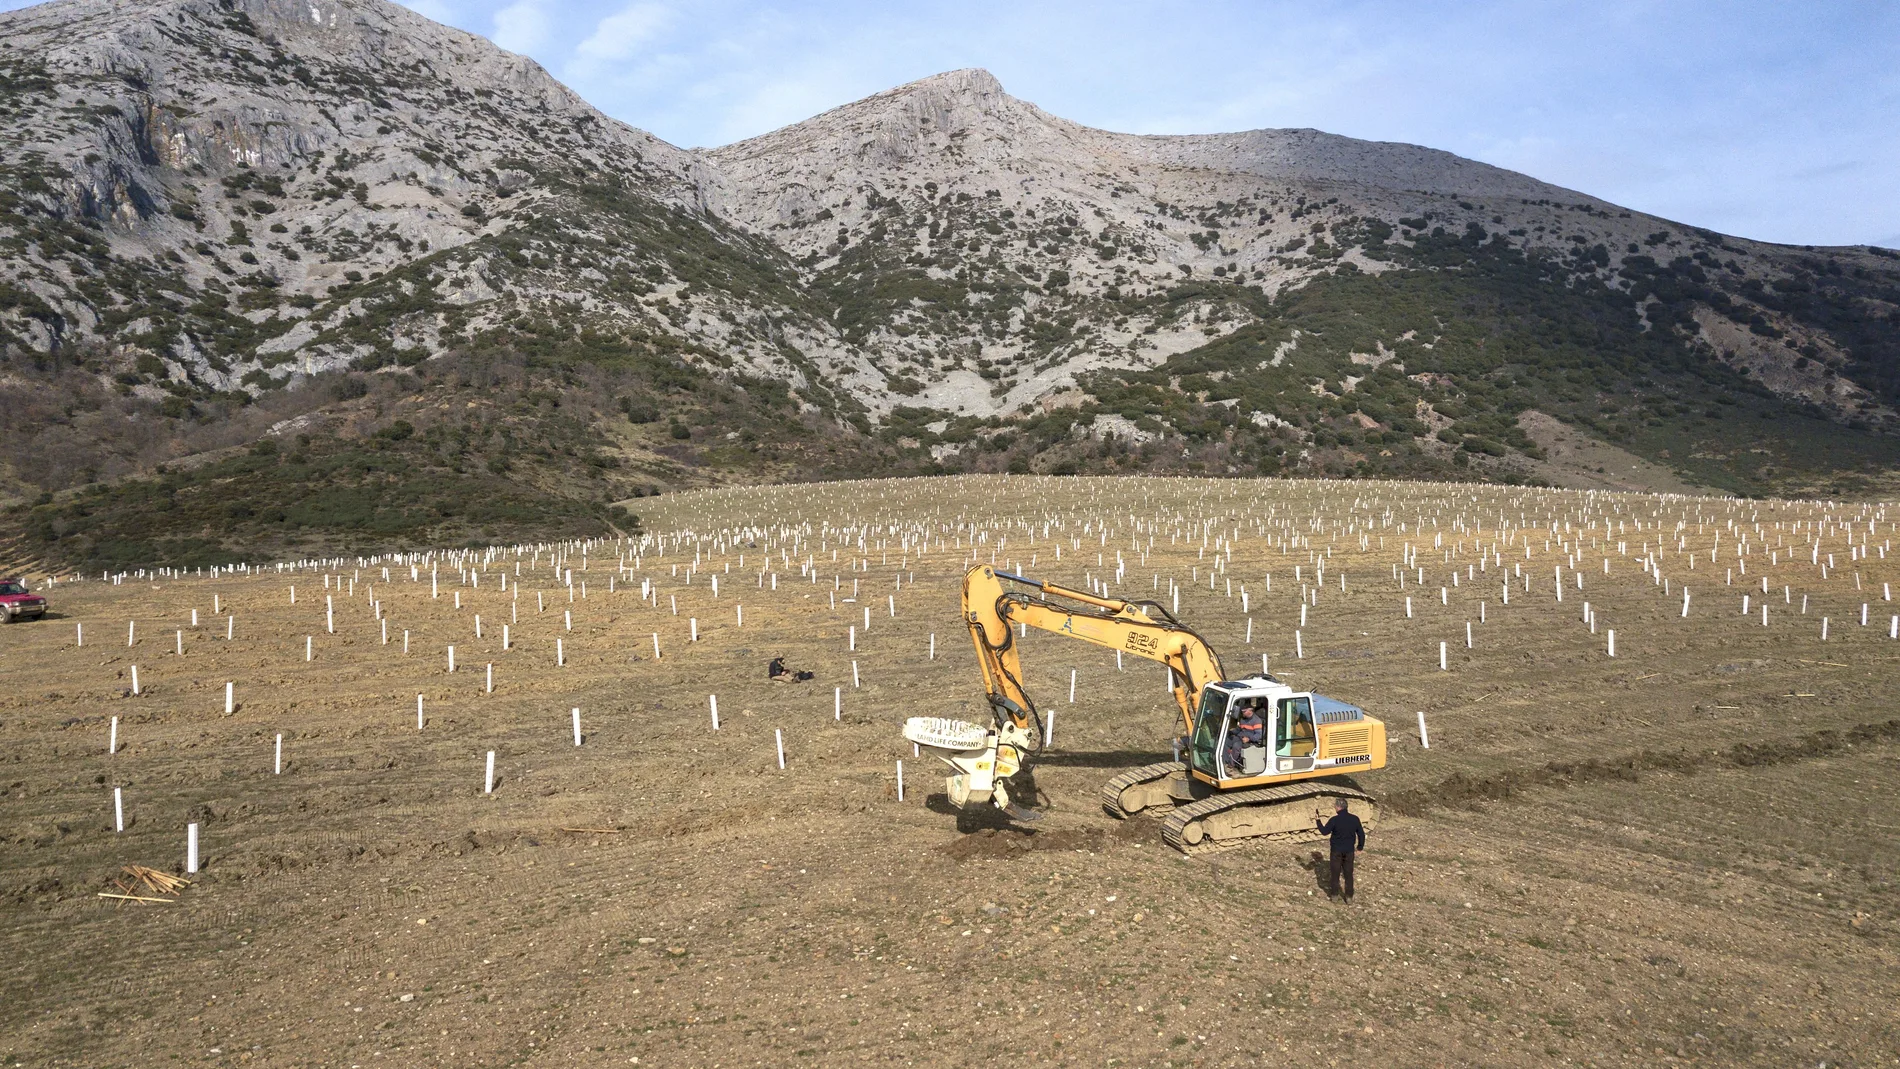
962, 565, 1223, 741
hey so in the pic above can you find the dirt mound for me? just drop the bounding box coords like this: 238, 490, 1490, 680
1385, 717, 1900, 815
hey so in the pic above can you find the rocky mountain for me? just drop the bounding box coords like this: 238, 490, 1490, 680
0, 0, 887, 397
709, 67, 1898, 429
706, 68, 1595, 414
2, 0, 1898, 568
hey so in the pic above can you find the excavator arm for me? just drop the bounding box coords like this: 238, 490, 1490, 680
900, 564, 1230, 815
962, 564, 1226, 741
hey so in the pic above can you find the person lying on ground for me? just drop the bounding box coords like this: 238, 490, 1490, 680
768, 657, 814, 683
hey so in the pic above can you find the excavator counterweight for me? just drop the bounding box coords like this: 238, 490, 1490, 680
903, 564, 1387, 853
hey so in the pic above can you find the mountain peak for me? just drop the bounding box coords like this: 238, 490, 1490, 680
708, 62, 1588, 213
710, 66, 1027, 164
891, 67, 1006, 98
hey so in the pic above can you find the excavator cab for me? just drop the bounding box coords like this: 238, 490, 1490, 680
1187, 678, 1340, 784
1188, 682, 1282, 782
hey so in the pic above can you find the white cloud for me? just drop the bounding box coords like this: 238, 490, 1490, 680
491, 0, 552, 55
577, 2, 674, 62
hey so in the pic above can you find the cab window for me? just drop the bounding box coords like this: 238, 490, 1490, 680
1188, 687, 1230, 773
1276, 696, 1316, 757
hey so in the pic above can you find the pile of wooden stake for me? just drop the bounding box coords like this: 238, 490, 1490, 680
99, 864, 190, 904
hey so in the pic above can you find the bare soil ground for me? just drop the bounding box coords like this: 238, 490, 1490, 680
3, 474, 1897, 1068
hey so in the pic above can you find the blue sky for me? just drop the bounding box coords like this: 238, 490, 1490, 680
9, 0, 1897, 247
407, 0, 1898, 248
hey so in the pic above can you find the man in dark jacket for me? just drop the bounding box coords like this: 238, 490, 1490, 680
1315, 798, 1366, 902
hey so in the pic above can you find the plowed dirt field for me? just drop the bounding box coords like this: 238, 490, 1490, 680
3, 475, 1896, 1068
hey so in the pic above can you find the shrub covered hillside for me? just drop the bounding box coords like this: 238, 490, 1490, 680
2, 347, 888, 570
7, 365, 621, 569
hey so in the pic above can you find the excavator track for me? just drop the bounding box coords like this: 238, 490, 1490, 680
1160, 781, 1378, 855
1100, 761, 1191, 818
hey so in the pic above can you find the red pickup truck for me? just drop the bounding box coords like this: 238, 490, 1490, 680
0, 578, 47, 622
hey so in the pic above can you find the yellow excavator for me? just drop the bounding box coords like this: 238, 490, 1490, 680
903, 564, 1387, 853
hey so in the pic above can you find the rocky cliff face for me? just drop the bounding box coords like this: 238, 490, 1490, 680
2, 0, 690, 298
0, 0, 882, 412
1, 0, 1897, 525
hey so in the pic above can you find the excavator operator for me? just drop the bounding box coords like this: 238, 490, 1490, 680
1223, 698, 1267, 777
